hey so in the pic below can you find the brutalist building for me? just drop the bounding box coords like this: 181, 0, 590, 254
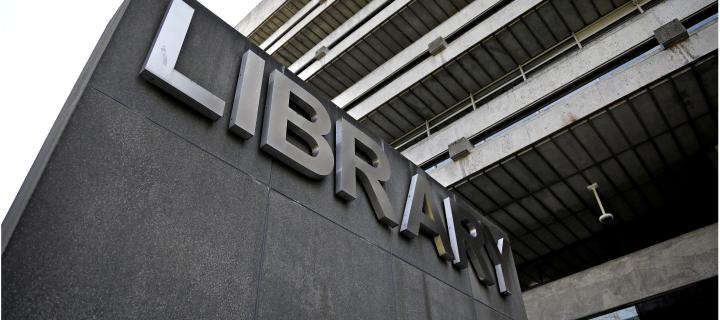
234, 0, 719, 318
1, 0, 716, 319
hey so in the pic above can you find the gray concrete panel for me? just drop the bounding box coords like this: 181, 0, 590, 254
424, 272, 476, 320
90, 0, 274, 184
257, 191, 395, 320
393, 258, 430, 320
394, 257, 515, 320
475, 301, 513, 320
269, 111, 397, 251
2, 89, 270, 319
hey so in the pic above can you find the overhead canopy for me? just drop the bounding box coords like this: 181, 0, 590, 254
451, 54, 718, 289
354, 0, 632, 147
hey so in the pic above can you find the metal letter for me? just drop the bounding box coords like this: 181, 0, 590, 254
140, 0, 225, 120
444, 197, 496, 286
487, 234, 513, 296
335, 118, 397, 227
260, 70, 334, 178
229, 50, 266, 138
400, 173, 453, 260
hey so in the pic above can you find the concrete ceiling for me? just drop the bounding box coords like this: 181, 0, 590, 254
451, 54, 718, 289
306, 0, 475, 99
356, 0, 631, 147
247, 0, 311, 46
271, 0, 372, 66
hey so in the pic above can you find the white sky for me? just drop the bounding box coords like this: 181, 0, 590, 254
0, 0, 262, 224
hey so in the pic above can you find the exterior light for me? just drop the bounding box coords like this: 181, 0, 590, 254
587, 182, 614, 224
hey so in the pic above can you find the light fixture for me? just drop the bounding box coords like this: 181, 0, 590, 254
587, 182, 614, 224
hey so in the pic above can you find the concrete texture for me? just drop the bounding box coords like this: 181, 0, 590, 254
1, 0, 526, 319
427, 15, 718, 187
402, 0, 715, 168
2, 88, 269, 319
523, 224, 718, 320
256, 191, 395, 320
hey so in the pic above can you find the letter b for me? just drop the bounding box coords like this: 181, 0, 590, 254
260, 70, 334, 178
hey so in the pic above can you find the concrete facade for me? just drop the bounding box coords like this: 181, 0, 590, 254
4, 0, 717, 318
1, 0, 527, 319
523, 224, 718, 320
237, 0, 718, 317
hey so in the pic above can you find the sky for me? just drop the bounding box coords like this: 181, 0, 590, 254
0, 0, 262, 224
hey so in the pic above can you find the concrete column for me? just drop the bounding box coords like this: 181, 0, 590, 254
523, 224, 718, 320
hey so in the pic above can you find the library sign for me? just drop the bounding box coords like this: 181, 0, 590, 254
143, 0, 516, 297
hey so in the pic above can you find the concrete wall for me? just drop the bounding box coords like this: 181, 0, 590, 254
1, 0, 526, 319
523, 224, 718, 320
